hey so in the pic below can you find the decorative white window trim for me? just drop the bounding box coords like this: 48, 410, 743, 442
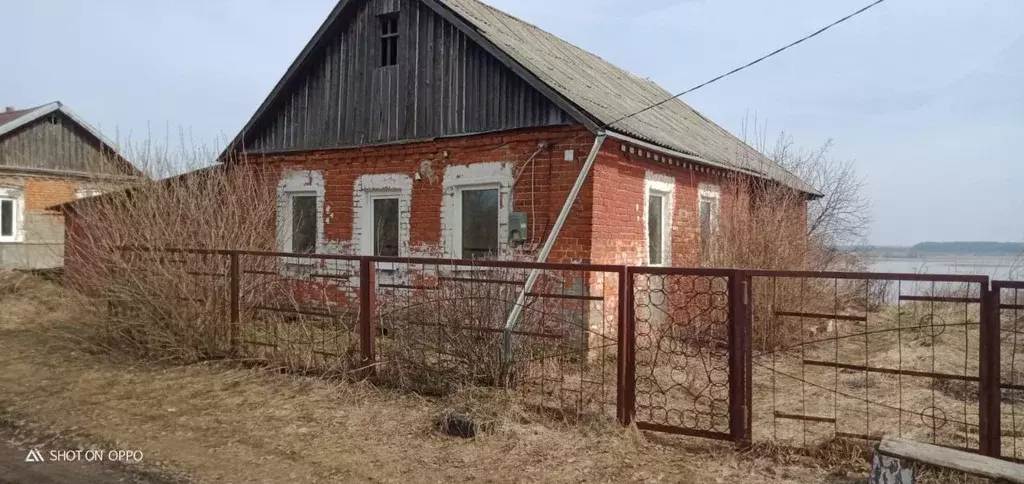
0, 186, 25, 243
698, 183, 721, 230
643, 172, 675, 266
353, 173, 412, 257
698, 183, 721, 265
276, 170, 325, 263
441, 162, 513, 260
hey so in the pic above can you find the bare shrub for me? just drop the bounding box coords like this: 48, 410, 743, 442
712, 130, 871, 350
60, 142, 278, 363
375, 265, 612, 417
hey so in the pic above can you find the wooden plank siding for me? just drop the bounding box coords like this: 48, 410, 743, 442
242, 0, 572, 153
0, 112, 121, 175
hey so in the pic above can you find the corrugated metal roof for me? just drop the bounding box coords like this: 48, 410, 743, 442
437, 0, 817, 194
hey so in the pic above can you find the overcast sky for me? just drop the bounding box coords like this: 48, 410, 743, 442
1, 0, 1021, 245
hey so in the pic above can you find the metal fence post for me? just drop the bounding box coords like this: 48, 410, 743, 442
359, 257, 377, 379
617, 266, 635, 426
623, 266, 637, 425
979, 282, 1001, 457
229, 251, 240, 357
728, 270, 752, 445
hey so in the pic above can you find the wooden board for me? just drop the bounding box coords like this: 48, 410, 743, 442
878, 438, 1024, 483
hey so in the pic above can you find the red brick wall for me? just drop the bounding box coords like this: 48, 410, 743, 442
23, 178, 78, 211
589, 141, 748, 267
62, 127, 809, 275
253, 125, 598, 262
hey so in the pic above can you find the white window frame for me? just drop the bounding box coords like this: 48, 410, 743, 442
698, 183, 721, 264
643, 173, 675, 267
0, 187, 24, 243
361, 190, 402, 256
453, 183, 505, 260
277, 171, 324, 267
281, 191, 319, 254
353, 173, 412, 259
441, 162, 513, 262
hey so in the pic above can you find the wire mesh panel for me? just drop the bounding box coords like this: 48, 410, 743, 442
749, 272, 986, 452
630, 269, 735, 439
235, 252, 362, 375
372, 258, 621, 421
114, 248, 233, 357
996, 281, 1024, 460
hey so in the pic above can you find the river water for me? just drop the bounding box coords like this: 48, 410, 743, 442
867, 255, 1021, 280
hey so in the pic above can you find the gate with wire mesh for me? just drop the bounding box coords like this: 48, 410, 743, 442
620, 267, 752, 443
994, 280, 1024, 461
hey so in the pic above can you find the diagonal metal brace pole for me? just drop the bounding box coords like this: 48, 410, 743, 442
502, 133, 607, 364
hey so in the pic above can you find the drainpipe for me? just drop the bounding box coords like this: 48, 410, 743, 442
502, 132, 607, 365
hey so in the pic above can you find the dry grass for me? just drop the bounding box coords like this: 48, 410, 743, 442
749, 297, 1024, 462
0, 272, 847, 483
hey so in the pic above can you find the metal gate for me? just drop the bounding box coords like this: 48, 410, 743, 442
621, 268, 751, 443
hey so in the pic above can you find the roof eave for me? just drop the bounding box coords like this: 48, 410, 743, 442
605, 129, 823, 197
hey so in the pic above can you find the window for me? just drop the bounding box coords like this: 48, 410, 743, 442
647, 193, 665, 265
379, 14, 399, 67
355, 174, 411, 258
289, 194, 318, 254
644, 173, 674, 266
0, 198, 14, 242
277, 171, 323, 257
442, 162, 513, 260
698, 185, 720, 265
460, 187, 499, 259
370, 195, 400, 256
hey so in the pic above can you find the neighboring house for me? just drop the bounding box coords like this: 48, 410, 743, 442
214, 0, 817, 268
0, 102, 141, 269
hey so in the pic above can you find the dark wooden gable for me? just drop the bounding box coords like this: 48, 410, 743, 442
0, 111, 126, 176
240, 0, 574, 153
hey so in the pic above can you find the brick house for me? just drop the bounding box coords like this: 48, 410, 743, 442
0, 102, 141, 269
216, 0, 817, 268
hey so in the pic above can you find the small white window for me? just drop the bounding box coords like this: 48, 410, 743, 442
0, 197, 17, 242
0, 187, 23, 243
354, 174, 412, 257
644, 173, 674, 266
365, 192, 400, 256
698, 184, 721, 265
647, 192, 667, 265
442, 162, 512, 260
277, 171, 324, 255
457, 185, 501, 260
287, 193, 318, 254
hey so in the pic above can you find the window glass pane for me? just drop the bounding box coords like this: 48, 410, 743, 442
379, 15, 399, 66
1, 200, 12, 237
291, 195, 317, 254
648, 195, 663, 265
372, 197, 399, 256
461, 188, 499, 259
699, 198, 713, 263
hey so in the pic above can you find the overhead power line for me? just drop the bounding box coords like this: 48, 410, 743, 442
602, 0, 888, 130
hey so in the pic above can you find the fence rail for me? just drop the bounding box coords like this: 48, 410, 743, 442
110, 246, 1023, 459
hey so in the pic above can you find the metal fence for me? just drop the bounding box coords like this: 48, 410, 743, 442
111, 247, 1024, 460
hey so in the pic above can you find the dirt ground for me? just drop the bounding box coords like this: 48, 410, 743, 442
0, 274, 863, 484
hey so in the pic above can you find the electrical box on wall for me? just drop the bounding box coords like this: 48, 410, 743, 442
509, 212, 527, 246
